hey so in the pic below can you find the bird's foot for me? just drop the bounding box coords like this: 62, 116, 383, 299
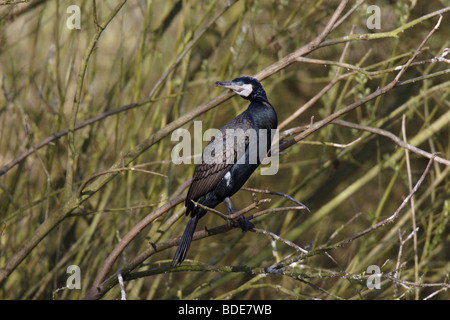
235, 215, 255, 232
224, 197, 254, 231
228, 215, 254, 231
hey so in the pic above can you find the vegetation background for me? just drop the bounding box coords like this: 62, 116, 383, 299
0, 0, 448, 300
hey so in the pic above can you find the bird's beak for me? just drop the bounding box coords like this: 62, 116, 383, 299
216, 80, 253, 97
215, 81, 242, 91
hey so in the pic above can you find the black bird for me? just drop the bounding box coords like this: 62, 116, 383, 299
171, 76, 278, 266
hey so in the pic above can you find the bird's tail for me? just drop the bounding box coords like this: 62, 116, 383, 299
171, 215, 199, 266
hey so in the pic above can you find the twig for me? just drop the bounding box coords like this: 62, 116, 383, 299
319, 7, 449, 49
279, 25, 356, 132
65, 0, 128, 201
296, 57, 372, 78
0, 0, 29, 5
190, 200, 229, 220
250, 228, 307, 253
83, 193, 186, 299
249, 206, 308, 220
191, 197, 273, 222
394, 228, 418, 297
332, 118, 450, 166
298, 137, 362, 149
395, 68, 450, 86
242, 187, 310, 212
226, 198, 272, 220
393, 47, 450, 71
147, 0, 238, 98
384, 274, 450, 289
0, 1, 128, 285
83, 200, 307, 299
279, 125, 309, 139
279, 14, 444, 154
423, 287, 449, 300
269, 155, 436, 273
402, 114, 420, 300
0, 93, 186, 177
340, 155, 435, 245
117, 272, 126, 300
278, 73, 346, 131
0, 1, 239, 287
326, 211, 363, 244
77, 167, 167, 198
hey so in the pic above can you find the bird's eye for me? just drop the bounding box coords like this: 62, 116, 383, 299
238, 81, 244, 86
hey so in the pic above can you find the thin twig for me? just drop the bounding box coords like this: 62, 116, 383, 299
268, 155, 436, 273
0, 93, 185, 177
77, 167, 167, 198
190, 200, 229, 220
298, 137, 362, 149
82, 193, 186, 299
340, 155, 435, 245
117, 272, 126, 300
332, 118, 450, 166
252, 228, 308, 254
402, 114, 420, 300
394, 228, 419, 297
0, 1, 240, 288
65, 0, 128, 201
279, 14, 444, 154
296, 57, 372, 78
249, 206, 308, 220
242, 187, 310, 212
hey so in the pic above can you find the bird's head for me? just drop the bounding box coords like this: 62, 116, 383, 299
215, 76, 268, 102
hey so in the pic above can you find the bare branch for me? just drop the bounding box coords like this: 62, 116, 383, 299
332, 118, 450, 166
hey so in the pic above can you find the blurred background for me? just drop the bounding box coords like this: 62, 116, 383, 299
0, 0, 448, 299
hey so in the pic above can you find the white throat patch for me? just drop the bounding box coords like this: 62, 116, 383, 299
236, 84, 253, 97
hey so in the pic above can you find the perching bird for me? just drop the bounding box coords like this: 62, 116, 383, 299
171, 76, 278, 266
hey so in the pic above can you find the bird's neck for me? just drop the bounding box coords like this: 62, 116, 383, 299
247, 101, 277, 130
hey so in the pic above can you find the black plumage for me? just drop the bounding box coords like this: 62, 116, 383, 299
171, 76, 278, 266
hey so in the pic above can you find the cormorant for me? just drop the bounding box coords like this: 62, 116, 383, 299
171, 76, 278, 266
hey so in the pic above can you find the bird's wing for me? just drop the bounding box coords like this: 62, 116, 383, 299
186, 112, 253, 207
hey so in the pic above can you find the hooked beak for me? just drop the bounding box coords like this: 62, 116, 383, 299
215, 81, 243, 92
215, 80, 253, 97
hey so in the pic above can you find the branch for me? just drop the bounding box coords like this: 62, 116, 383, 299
0, 1, 128, 285
77, 166, 167, 198
84, 150, 435, 299
269, 155, 436, 272
83, 193, 186, 299
252, 228, 308, 254
278, 14, 444, 153
332, 118, 450, 166
318, 7, 450, 49
0, 93, 184, 177
83, 201, 307, 299
65, 0, 128, 201
296, 57, 372, 78
251, 0, 349, 83
0, 1, 238, 286
242, 187, 311, 212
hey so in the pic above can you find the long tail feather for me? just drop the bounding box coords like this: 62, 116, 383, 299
171, 215, 199, 266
